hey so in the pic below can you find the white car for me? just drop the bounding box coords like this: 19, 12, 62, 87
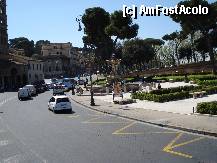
18, 88, 31, 100
53, 85, 65, 95
48, 95, 72, 113
23, 85, 37, 96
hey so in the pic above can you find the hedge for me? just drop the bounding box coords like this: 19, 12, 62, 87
153, 74, 217, 83
197, 80, 217, 86
149, 85, 202, 95
197, 101, 217, 115
132, 91, 190, 103
132, 86, 217, 103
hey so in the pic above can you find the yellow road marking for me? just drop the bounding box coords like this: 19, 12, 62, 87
82, 116, 102, 123
112, 121, 144, 135
67, 115, 80, 118
170, 137, 205, 149
163, 133, 205, 159
82, 116, 127, 124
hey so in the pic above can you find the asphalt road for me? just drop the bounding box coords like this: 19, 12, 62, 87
0, 91, 217, 163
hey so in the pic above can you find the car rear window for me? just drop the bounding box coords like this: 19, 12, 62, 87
56, 98, 70, 103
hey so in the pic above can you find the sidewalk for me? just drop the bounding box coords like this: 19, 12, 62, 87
68, 93, 217, 137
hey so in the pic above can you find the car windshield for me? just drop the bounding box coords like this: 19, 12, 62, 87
56, 98, 69, 103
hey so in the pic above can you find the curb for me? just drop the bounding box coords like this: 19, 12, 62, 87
69, 96, 217, 138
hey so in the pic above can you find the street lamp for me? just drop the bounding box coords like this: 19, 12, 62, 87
76, 16, 95, 106
85, 58, 95, 106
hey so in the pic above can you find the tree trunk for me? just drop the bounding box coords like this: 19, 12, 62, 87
175, 44, 180, 65
190, 33, 197, 63
207, 35, 216, 74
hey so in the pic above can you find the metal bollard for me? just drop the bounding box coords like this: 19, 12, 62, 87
193, 107, 195, 113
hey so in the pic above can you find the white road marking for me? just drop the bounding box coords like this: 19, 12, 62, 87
0, 96, 17, 107
0, 140, 9, 146
3, 154, 20, 163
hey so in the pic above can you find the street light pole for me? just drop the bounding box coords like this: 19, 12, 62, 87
76, 15, 95, 106
90, 73, 95, 106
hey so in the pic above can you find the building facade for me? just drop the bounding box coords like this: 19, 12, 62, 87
0, 0, 28, 90
40, 43, 71, 78
7, 53, 44, 85
0, 55, 28, 90
70, 47, 86, 76
41, 43, 71, 57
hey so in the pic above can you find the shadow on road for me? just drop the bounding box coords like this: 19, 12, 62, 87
54, 110, 75, 115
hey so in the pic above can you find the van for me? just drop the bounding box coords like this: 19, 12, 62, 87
18, 88, 31, 100
23, 85, 37, 96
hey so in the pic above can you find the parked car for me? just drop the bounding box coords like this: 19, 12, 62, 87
18, 88, 31, 100
34, 84, 44, 94
53, 85, 65, 96
23, 85, 37, 96
48, 95, 72, 113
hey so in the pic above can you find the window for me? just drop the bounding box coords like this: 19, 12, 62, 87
29, 74, 31, 79
57, 52, 59, 54
32, 64, 34, 70
40, 64, 41, 70
28, 64, 31, 70
56, 98, 69, 103
37, 64, 38, 70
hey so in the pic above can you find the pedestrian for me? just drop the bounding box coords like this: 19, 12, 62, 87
71, 84, 75, 95
84, 81, 87, 88
158, 83, 161, 90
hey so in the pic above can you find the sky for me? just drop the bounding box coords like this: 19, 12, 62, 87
7, 0, 216, 48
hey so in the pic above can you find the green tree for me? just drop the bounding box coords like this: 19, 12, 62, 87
34, 40, 50, 55
170, 0, 217, 73
9, 37, 34, 57
162, 31, 186, 65
82, 7, 112, 57
105, 10, 139, 46
144, 38, 165, 68
179, 45, 192, 63
122, 38, 155, 71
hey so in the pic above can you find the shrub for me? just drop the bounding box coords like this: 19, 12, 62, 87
150, 85, 201, 95
132, 91, 190, 103
197, 101, 217, 115
153, 76, 185, 82
188, 74, 217, 81
153, 74, 217, 83
197, 80, 217, 86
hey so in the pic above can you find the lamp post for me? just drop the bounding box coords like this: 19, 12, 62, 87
86, 59, 95, 106
76, 15, 95, 106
